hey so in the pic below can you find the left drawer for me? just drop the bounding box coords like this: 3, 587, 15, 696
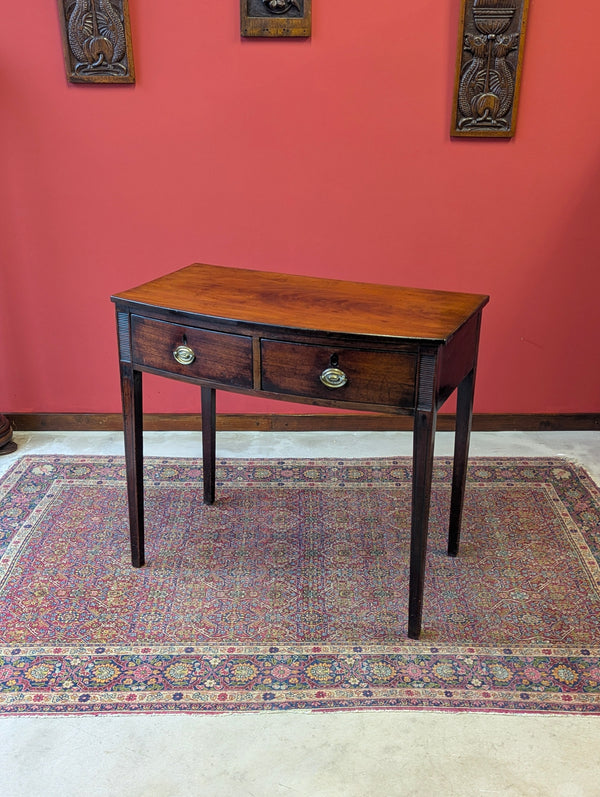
130, 316, 253, 388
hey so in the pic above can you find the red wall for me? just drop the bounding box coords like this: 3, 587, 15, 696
2, 1, 600, 416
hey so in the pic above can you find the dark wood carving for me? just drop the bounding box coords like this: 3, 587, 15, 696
57, 0, 135, 84
241, 0, 311, 37
451, 0, 529, 137
0, 414, 16, 455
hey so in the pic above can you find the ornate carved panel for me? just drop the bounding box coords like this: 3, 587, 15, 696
57, 0, 135, 84
451, 0, 529, 137
241, 0, 311, 37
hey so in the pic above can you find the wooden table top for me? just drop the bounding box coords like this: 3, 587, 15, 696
113, 263, 489, 343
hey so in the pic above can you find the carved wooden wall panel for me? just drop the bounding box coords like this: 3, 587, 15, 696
241, 0, 312, 37
451, 0, 529, 137
57, 0, 135, 84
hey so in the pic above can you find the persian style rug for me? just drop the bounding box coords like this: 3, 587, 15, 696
1, 456, 600, 716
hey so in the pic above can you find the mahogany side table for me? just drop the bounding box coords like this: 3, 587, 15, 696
112, 263, 488, 639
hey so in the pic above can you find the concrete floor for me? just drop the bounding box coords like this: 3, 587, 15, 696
1, 430, 599, 796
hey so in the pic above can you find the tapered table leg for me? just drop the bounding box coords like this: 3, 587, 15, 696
201, 386, 216, 505
448, 368, 475, 557
121, 364, 144, 567
408, 408, 437, 640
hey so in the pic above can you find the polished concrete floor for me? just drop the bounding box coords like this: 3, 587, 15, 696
1, 430, 599, 796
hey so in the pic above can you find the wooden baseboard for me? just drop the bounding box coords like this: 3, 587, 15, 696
5, 412, 600, 432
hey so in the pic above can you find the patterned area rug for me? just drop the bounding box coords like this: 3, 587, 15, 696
1, 455, 600, 716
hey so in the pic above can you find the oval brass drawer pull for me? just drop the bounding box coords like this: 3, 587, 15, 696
173, 344, 196, 365
320, 366, 348, 389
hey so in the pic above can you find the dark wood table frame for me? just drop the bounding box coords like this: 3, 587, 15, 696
112, 264, 488, 639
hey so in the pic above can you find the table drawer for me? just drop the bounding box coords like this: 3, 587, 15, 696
261, 339, 417, 408
131, 316, 253, 388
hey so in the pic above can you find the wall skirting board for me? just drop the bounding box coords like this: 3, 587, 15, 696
6, 413, 600, 433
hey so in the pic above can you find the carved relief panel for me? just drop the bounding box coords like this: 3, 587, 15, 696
241, 0, 311, 37
451, 0, 529, 137
57, 0, 135, 83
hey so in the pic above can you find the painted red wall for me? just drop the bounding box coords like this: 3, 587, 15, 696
2, 1, 600, 416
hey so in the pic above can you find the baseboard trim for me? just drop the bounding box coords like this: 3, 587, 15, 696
6, 413, 600, 433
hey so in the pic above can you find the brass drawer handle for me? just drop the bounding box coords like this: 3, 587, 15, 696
320, 367, 348, 389
173, 344, 196, 365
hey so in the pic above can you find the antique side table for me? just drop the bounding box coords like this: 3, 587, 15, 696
112, 263, 489, 639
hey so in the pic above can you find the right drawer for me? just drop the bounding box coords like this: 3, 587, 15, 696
261, 339, 417, 408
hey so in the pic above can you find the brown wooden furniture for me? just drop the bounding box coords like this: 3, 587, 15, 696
112, 264, 489, 639
0, 414, 16, 455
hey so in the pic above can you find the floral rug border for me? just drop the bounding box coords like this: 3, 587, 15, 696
1, 455, 600, 716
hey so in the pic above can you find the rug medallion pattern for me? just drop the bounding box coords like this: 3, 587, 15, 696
1, 456, 599, 715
